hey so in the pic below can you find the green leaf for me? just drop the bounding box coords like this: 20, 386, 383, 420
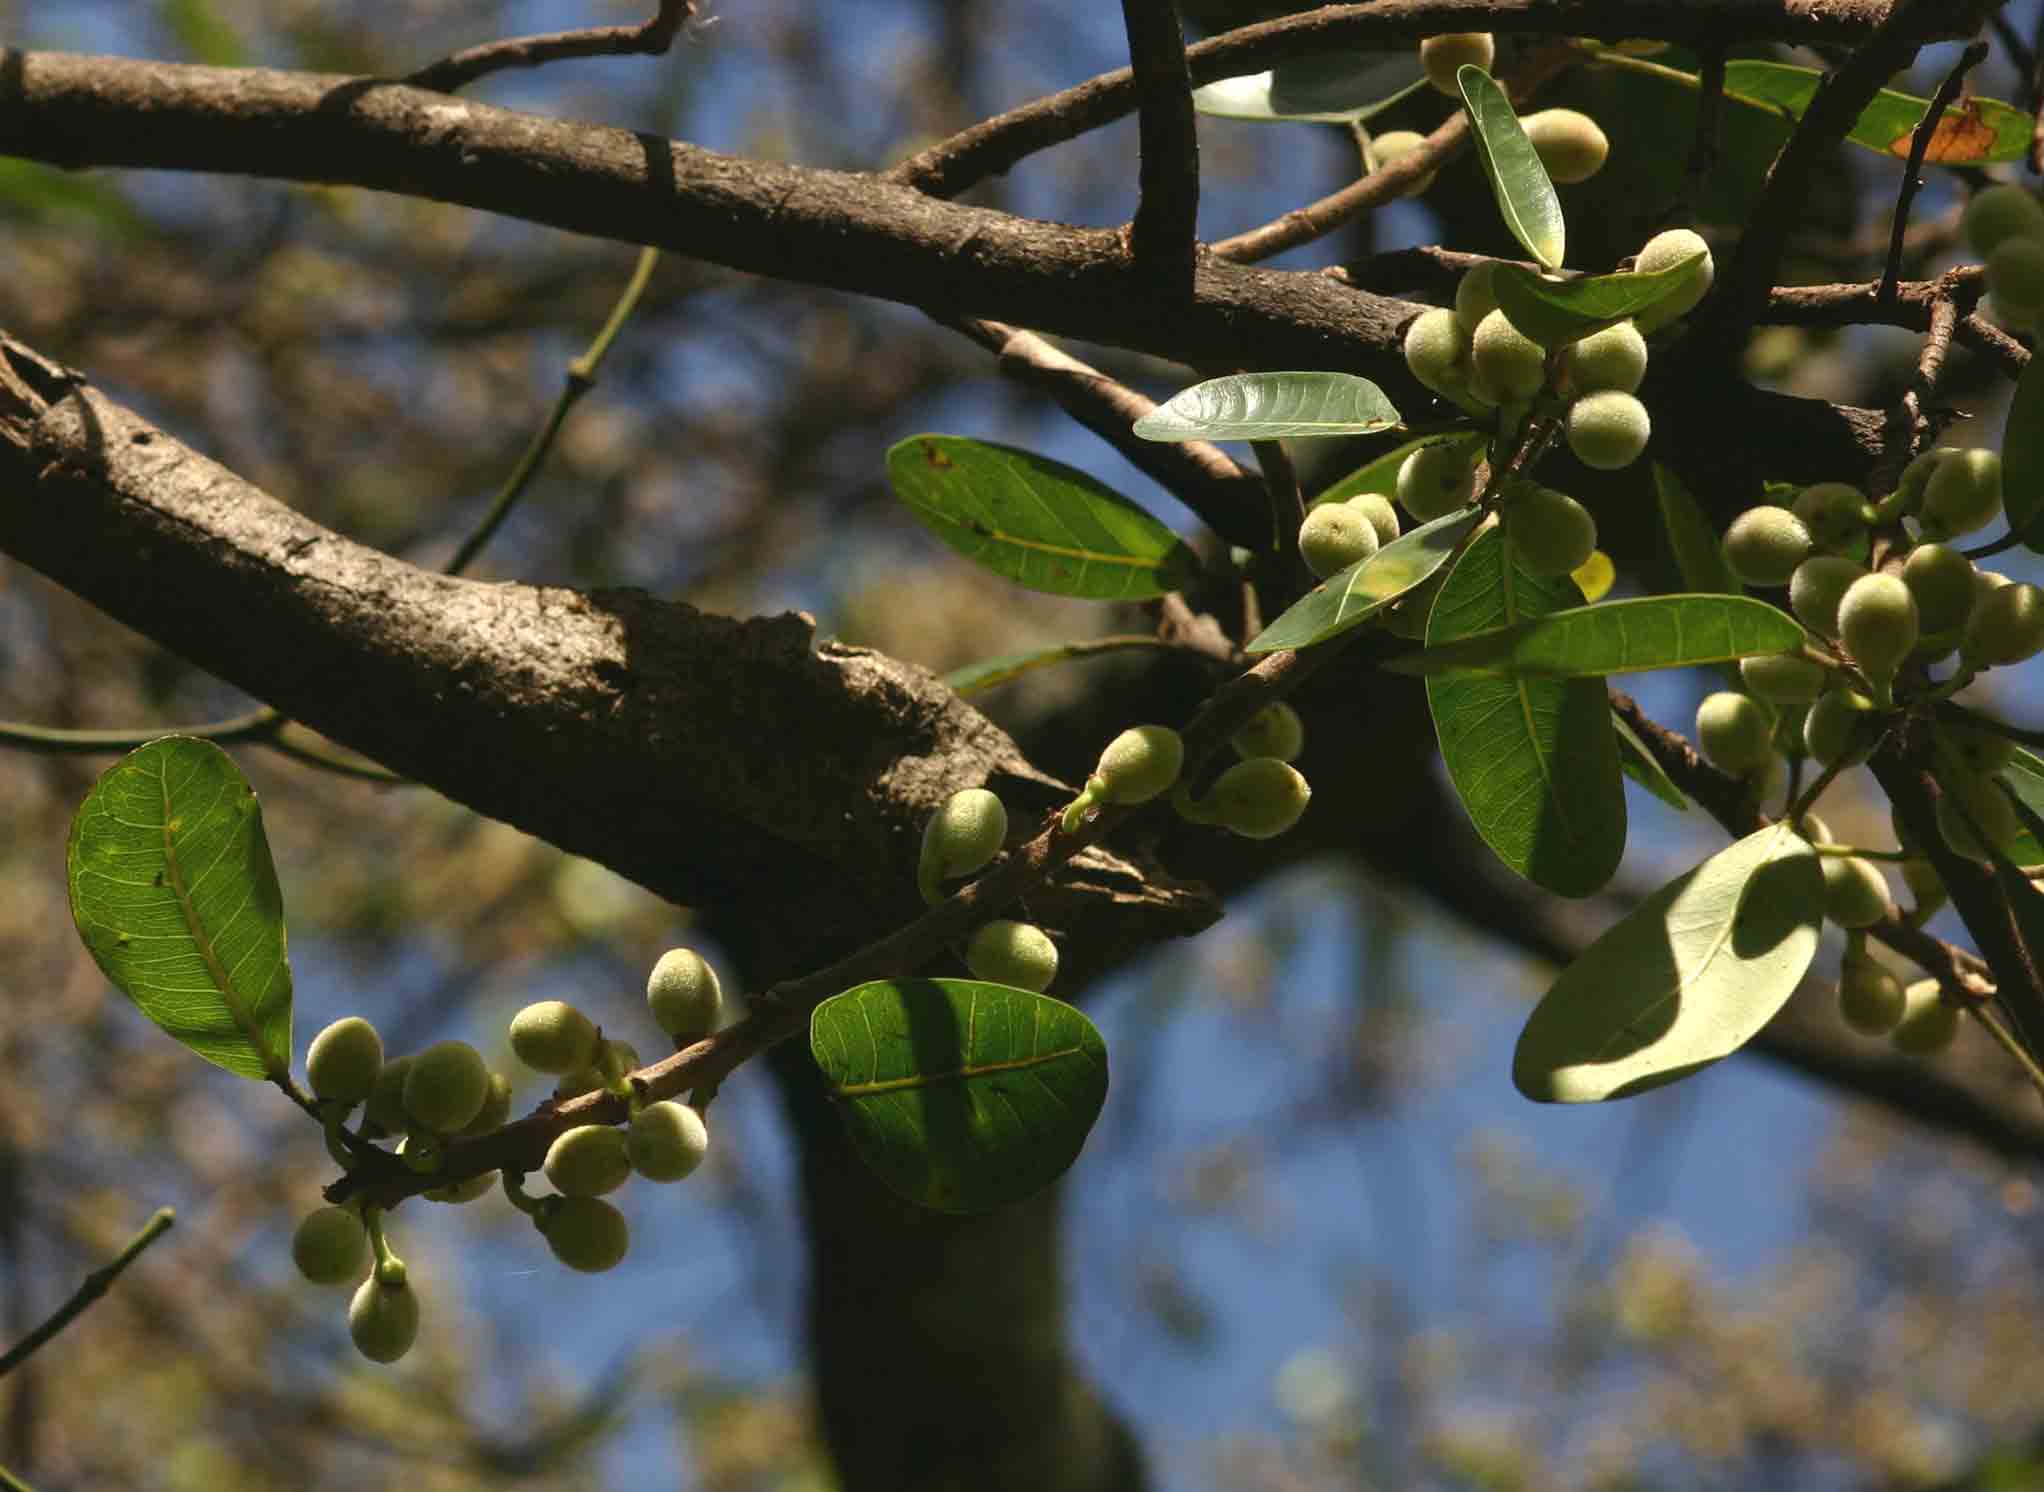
887, 436, 1201, 600
1310, 433, 1479, 507
2002, 347, 2044, 546
1613, 710, 1689, 811
1388, 594, 1805, 678
1456, 65, 1564, 270
942, 638, 1157, 697
1134, 373, 1401, 441
66, 737, 294, 1082
1245, 508, 1481, 655
161, 0, 251, 66
1721, 58, 2031, 165
0, 160, 144, 235
1513, 822, 1824, 1102
1426, 528, 1625, 897
1653, 462, 1742, 596
1491, 256, 1708, 347
1996, 747, 2044, 866
1193, 53, 1426, 124
809, 978, 1109, 1214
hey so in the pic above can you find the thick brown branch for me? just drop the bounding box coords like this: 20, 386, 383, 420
1118, 0, 1198, 296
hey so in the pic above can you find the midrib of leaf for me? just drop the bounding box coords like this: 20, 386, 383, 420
952, 520, 1170, 571
1500, 552, 1578, 839
828, 1046, 1096, 1099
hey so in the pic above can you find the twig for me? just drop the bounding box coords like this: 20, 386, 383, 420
2031, 4, 2044, 175
0, 706, 279, 754
1251, 439, 1306, 569
0, 1209, 174, 1378
1118, 0, 1199, 297
407, 1, 695, 94
1872, 269, 1965, 494
1880, 40, 1988, 305
1681, 45, 1727, 216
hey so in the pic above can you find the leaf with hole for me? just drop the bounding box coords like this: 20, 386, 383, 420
2002, 346, 2044, 548
67, 736, 294, 1081
887, 436, 1200, 600
1457, 65, 1564, 269
1388, 594, 1804, 677
1491, 256, 1707, 347
1134, 372, 1401, 442
810, 978, 1109, 1214
1514, 822, 1824, 1102
1720, 58, 2030, 164
1193, 52, 1426, 124
1245, 507, 1481, 655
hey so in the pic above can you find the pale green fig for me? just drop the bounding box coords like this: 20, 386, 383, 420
1963, 182, 2044, 258
1094, 725, 1184, 805
1738, 652, 1828, 703
966, 919, 1060, 992
1521, 108, 1608, 184
458, 1071, 513, 1137
424, 1170, 498, 1204
307, 1017, 383, 1108
1821, 855, 1892, 929
363, 1054, 415, 1137
1988, 235, 2044, 322
1420, 32, 1493, 95
918, 789, 1008, 904
1631, 228, 1713, 332
1837, 960, 1906, 1036
1921, 448, 2003, 541
1721, 506, 1811, 587
1472, 309, 1546, 399
1788, 555, 1867, 639
1344, 492, 1401, 548
402, 1040, 492, 1135
509, 1000, 600, 1076
540, 1196, 630, 1273
1298, 502, 1380, 579
1560, 319, 1646, 395
1564, 390, 1650, 470
1965, 581, 2044, 666
544, 1124, 632, 1198
1369, 130, 1437, 196
1231, 702, 1305, 763
1901, 542, 1977, 636
348, 1278, 420, 1364
1803, 688, 1876, 765
1403, 307, 1474, 404
1396, 443, 1479, 521
292, 1207, 368, 1287
1695, 691, 1772, 776
1791, 482, 1870, 556
1837, 572, 1918, 693
628, 1101, 710, 1183
1205, 758, 1312, 839
647, 947, 726, 1040
1505, 485, 1596, 578
1453, 262, 1499, 334
1892, 979, 1962, 1055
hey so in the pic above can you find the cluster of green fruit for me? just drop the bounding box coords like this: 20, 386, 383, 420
288, 945, 724, 1363
1965, 182, 2044, 330
919, 784, 1062, 991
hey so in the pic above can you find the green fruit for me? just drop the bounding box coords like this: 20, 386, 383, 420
349, 1278, 420, 1364
1773, 703, 1811, 758
459, 1071, 513, 1137
1901, 543, 1977, 636
306, 1017, 384, 1108
508, 1000, 600, 1076
1298, 501, 1380, 579
1921, 448, 2003, 541
965, 919, 1060, 992
1521, 108, 1608, 184
554, 1040, 640, 1101
1344, 492, 1401, 548
1396, 443, 1478, 521
1505, 485, 1596, 578
1901, 857, 1944, 917
1403, 307, 1473, 404
1941, 724, 2016, 776
646, 946, 725, 1040
1454, 262, 1499, 334
1788, 555, 1867, 639
1564, 390, 1650, 470
1837, 960, 1906, 1036
918, 788, 1008, 904
1369, 129, 1437, 195
1095, 725, 1184, 805
1231, 702, 1305, 763
1837, 572, 1918, 690
1206, 758, 1311, 839
1561, 320, 1645, 395
424, 1170, 498, 1204
1965, 580, 2044, 666
292, 1206, 368, 1286
1936, 770, 2022, 861
1472, 309, 1546, 399
1631, 228, 1714, 332
540, 1196, 629, 1274
1721, 506, 1812, 586
1420, 32, 1494, 95
1821, 855, 1892, 929
544, 1123, 632, 1198
1988, 235, 2044, 321
1892, 448, 1947, 514
1738, 652, 1828, 703
628, 1101, 710, 1183
1791, 482, 1870, 556
1893, 979, 1962, 1055
1695, 691, 1772, 776
1803, 688, 1875, 765
1794, 812, 1833, 845
363, 1054, 415, 1137
403, 1040, 492, 1135
1963, 182, 2044, 258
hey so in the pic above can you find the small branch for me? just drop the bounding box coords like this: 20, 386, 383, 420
0, 706, 279, 755
1119, 0, 1199, 298
1681, 45, 1727, 216
1872, 268, 1965, 495
1880, 40, 1988, 305
1251, 439, 1306, 571
406, 1, 695, 94
0, 1209, 173, 1378
1758, 270, 2030, 382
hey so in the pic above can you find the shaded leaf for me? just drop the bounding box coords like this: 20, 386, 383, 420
1427, 528, 1626, 897
1457, 65, 1564, 269
1311, 433, 1480, 507
1996, 747, 2044, 865
810, 978, 1109, 1214
66, 737, 293, 1081
943, 638, 1158, 698
1135, 372, 1401, 441
1388, 594, 1804, 678
1245, 508, 1480, 655
1653, 462, 1742, 595
1193, 53, 1426, 123
887, 436, 1200, 600
1492, 255, 1707, 347
1614, 710, 1690, 811
2003, 346, 2044, 546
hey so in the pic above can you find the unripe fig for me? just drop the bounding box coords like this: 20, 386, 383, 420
424, 1170, 498, 1204
629, 1101, 710, 1183
307, 1017, 384, 1108
1963, 182, 2044, 258
292, 1206, 368, 1286
1095, 725, 1185, 805
918, 789, 1008, 904
1988, 235, 2044, 322
1454, 262, 1499, 334
1788, 555, 1867, 639
1837, 959, 1906, 1036
1344, 492, 1401, 548
1631, 228, 1713, 332
1560, 319, 1646, 395
1791, 482, 1871, 556
1892, 980, 1962, 1055
1232, 702, 1305, 763
459, 1071, 513, 1137
1206, 758, 1311, 839
1803, 688, 1876, 765
402, 1040, 492, 1135
1794, 812, 1833, 846
544, 1123, 632, 1198
1920, 448, 2003, 541
1695, 691, 1773, 776
1565, 390, 1650, 470
1901, 857, 1945, 919
1837, 572, 1918, 692
966, 919, 1060, 992
1936, 770, 2023, 861
1472, 309, 1546, 400
1403, 307, 1474, 404
510, 1000, 599, 1076
1821, 855, 1893, 929
349, 1277, 420, 1364
1941, 724, 2016, 776
1773, 703, 1811, 758
1298, 501, 1380, 579
1965, 580, 2044, 666
1396, 443, 1479, 521
1901, 542, 1977, 636
647, 947, 725, 1040
1738, 652, 1828, 703
1505, 485, 1597, 578
1721, 506, 1812, 586
1520, 108, 1609, 184
540, 1196, 630, 1273
363, 1054, 415, 1137
1369, 130, 1437, 195
555, 1039, 641, 1100
1420, 32, 1494, 95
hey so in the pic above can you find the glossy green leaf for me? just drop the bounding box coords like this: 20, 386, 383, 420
1613, 710, 1689, 811
887, 436, 1200, 600
1427, 528, 1625, 897
810, 978, 1109, 1214
66, 737, 294, 1082
1653, 463, 1742, 596
1134, 373, 1401, 442
1513, 823, 1823, 1101
1389, 594, 1804, 678
1995, 747, 2044, 865
1245, 508, 1480, 655
2002, 347, 2044, 546
1193, 53, 1426, 124
1492, 255, 1707, 347
1722, 59, 2031, 165
1593, 54, 1786, 226
1311, 433, 1484, 507
1457, 65, 1564, 270
943, 638, 1157, 697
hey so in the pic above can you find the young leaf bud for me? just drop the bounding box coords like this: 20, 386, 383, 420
1207, 758, 1312, 839
1095, 725, 1185, 805
1403, 307, 1474, 404
544, 1124, 632, 1198
1821, 855, 1893, 929
1964, 580, 2044, 666
966, 919, 1060, 992
917, 788, 1008, 904
1837, 959, 1907, 1036
628, 1101, 710, 1183
402, 1040, 492, 1135
1472, 309, 1547, 400
1963, 182, 2044, 258
1298, 502, 1380, 579
1738, 652, 1828, 703
292, 1206, 368, 1287
1369, 130, 1437, 196
1505, 485, 1597, 578
1893, 980, 1962, 1056
1837, 572, 1918, 694
1936, 770, 2023, 861
1559, 319, 1646, 396
1344, 492, 1401, 548
1803, 688, 1876, 765
1901, 542, 1977, 636
363, 1054, 415, 1137
1453, 262, 1500, 334
509, 1000, 600, 1076
424, 1170, 498, 1204
1988, 235, 2044, 323
1695, 691, 1773, 776
1721, 506, 1812, 587
1920, 448, 2004, 541
1631, 228, 1713, 333
1788, 555, 1867, 639
1564, 390, 1650, 470
349, 1277, 420, 1364
1420, 32, 1494, 95
1232, 702, 1306, 763
1396, 443, 1479, 521
540, 1196, 630, 1273
458, 1071, 513, 1137
307, 1017, 384, 1108
1790, 482, 1871, 556
1520, 108, 1609, 184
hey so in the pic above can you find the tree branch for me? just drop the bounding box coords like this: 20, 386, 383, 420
405, 1, 695, 94
1118, 0, 1198, 296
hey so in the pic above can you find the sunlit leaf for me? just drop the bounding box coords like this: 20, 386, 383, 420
1193, 53, 1426, 124
1491, 255, 1707, 347
887, 436, 1200, 600
1653, 463, 1742, 596
1245, 508, 1480, 654
1614, 710, 1689, 811
810, 978, 1109, 1214
1572, 550, 1616, 602
67, 737, 294, 1081
1721, 58, 2030, 165
2002, 348, 2044, 547
1135, 373, 1401, 441
1389, 594, 1804, 677
1514, 823, 1824, 1102
1457, 65, 1564, 269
